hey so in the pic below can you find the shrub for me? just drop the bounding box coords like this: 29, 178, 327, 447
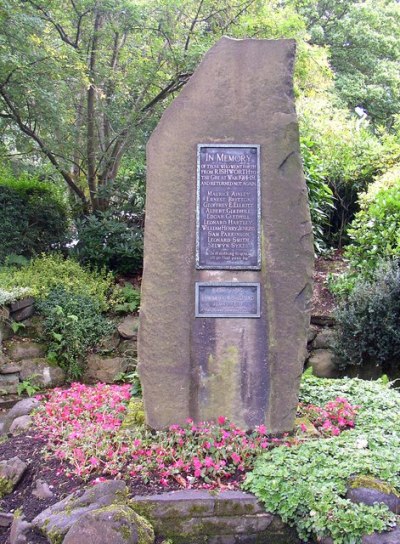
0, 170, 70, 262
37, 288, 114, 379
72, 210, 143, 275
334, 260, 400, 369
345, 174, 400, 274
109, 283, 141, 314
0, 254, 113, 309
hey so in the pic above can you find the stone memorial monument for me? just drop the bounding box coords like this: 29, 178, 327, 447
138, 37, 314, 433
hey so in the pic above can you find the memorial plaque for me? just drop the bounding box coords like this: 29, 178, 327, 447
196, 144, 260, 269
195, 282, 261, 318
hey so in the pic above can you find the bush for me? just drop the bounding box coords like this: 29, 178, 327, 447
0, 254, 113, 310
334, 260, 400, 369
0, 170, 70, 262
37, 287, 114, 379
345, 173, 400, 274
72, 210, 143, 275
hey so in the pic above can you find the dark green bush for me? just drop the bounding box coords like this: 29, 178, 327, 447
0, 173, 70, 263
37, 287, 114, 379
72, 210, 143, 275
334, 260, 400, 370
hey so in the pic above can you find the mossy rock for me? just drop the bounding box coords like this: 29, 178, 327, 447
348, 475, 400, 498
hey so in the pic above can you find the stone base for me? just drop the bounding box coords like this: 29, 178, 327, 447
131, 490, 300, 544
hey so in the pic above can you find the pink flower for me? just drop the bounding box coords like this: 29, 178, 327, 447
218, 416, 226, 425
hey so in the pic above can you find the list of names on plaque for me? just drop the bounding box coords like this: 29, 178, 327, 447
197, 145, 260, 269
196, 282, 260, 318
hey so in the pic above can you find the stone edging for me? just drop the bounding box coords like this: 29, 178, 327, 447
131, 489, 300, 544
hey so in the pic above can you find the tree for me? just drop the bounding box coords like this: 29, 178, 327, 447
0, 0, 264, 212
294, 0, 400, 127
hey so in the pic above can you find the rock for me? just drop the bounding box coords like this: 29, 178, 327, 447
9, 514, 32, 544
0, 373, 19, 394
9, 415, 32, 435
117, 316, 140, 340
118, 339, 138, 357
84, 355, 128, 383
63, 505, 154, 544
347, 476, 400, 514
0, 511, 14, 527
0, 308, 12, 344
9, 298, 35, 314
307, 326, 319, 344
0, 457, 27, 497
362, 525, 400, 543
306, 349, 341, 378
33, 480, 128, 541
32, 479, 54, 500
310, 315, 336, 327
10, 305, 34, 323
97, 331, 121, 353
20, 358, 66, 388
312, 328, 336, 350
0, 362, 22, 374
7, 341, 45, 362
2, 397, 40, 433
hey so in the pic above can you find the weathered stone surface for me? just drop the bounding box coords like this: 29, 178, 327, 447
312, 328, 336, 350
32, 479, 54, 500
0, 373, 19, 394
0, 511, 14, 527
362, 526, 400, 544
9, 514, 31, 544
9, 415, 32, 435
3, 397, 40, 433
9, 298, 35, 313
306, 349, 340, 378
307, 326, 319, 344
63, 505, 154, 544
83, 355, 128, 383
118, 316, 140, 340
19, 358, 65, 388
0, 362, 22, 374
347, 476, 400, 514
0, 457, 27, 497
7, 341, 45, 362
138, 37, 313, 432
10, 304, 34, 322
33, 480, 127, 539
131, 490, 300, 543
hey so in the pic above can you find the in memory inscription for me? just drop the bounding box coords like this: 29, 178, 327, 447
195, 282, 261, 318
196, 144, 260, 269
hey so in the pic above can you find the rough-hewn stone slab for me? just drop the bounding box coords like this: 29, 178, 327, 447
138, 37, 313, 432
131, 490, 300, 544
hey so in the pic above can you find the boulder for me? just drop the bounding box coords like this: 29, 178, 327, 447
84, 355, 128, 383
117, 316, 139, 340
63, 505, 154, 544
7, 341, 45, 362
347, 476, 400, 515
362, 526, 400, 544
0, 362, 22, 374
0, 511, 14, 527
306, 350, 341, 379
9, 415, 32, 435
20, 358, 66, 388
307, 326, 319, 345
32, 479, 54, 500
0, 373, 19, 395
9, 514, 32, 544
311, 328, 336, 350
33, 480, 128, 541
0, 457, 27, 497
2, 397, 40, 433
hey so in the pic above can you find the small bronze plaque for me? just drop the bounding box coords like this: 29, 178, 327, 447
196, 144, 261, 270
195, 282, 261, 318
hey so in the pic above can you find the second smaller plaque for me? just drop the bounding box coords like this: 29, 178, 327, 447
195, 282, 261, 318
